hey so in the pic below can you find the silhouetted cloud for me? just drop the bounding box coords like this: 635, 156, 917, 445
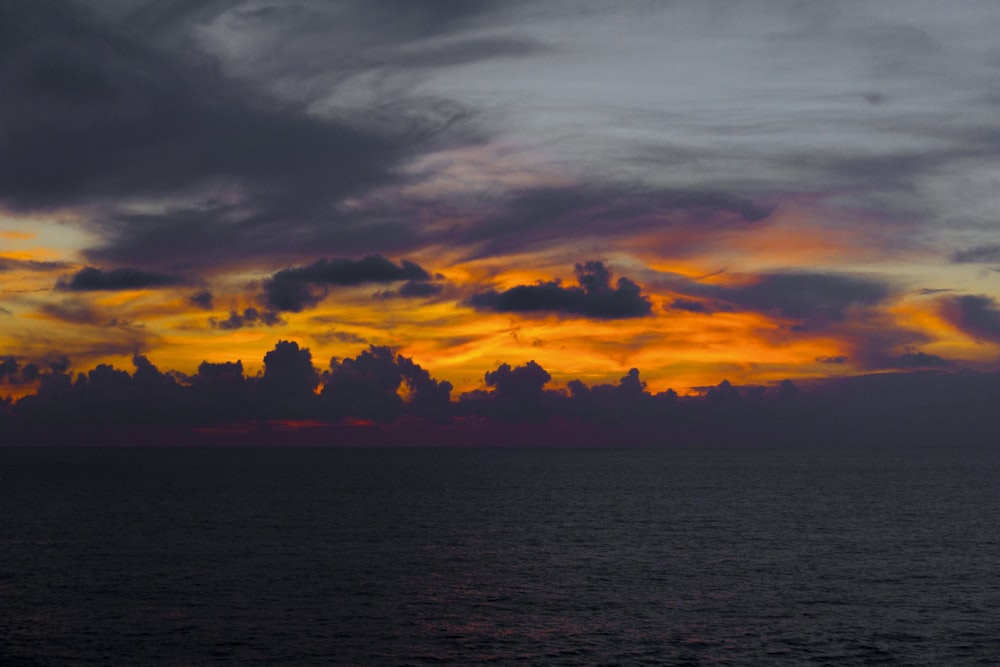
262, 340, 319, 398
210, 308, 284, 330
458, 360, 562, 422
0, 356, 40, 385
397, 353, 453, 421
6, 337, 1000, 448
469, 261, 652, 319
321, 346, 403, 423
195, 360, 245, 385
56, 266, 184, 291
38, 299, 105, 326
485, 360, 551, 396
188, 291, 213, 310
941, 294, 1000, 344
263, 255, 432, 312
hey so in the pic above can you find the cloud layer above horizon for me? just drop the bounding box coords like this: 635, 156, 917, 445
4, 0, 1000, 398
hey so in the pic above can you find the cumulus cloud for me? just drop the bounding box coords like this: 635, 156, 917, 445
469, 260, 652, 319
263, 255, 433, 312
261, 340, 319, 398
5, 338, 1000, 448
56, 266, 185, 291
458, 359, 557, 422
194, 360, 245, 385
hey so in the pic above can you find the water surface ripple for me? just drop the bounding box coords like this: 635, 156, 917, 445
2, 445, 998, 665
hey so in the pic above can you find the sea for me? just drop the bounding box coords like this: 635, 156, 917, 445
2, 444, 998, 666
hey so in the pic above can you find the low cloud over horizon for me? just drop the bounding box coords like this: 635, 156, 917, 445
5, 0, 1000, 417
4, 339, 1000, 447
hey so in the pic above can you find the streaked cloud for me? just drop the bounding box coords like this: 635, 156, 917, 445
55, 267, 186, 291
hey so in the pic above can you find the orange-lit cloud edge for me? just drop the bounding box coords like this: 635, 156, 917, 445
3, 190, 998, 403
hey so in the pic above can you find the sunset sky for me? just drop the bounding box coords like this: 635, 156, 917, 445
4, 0, 1000, 398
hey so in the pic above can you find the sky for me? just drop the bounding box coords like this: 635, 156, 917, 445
4, 0, 1000, 406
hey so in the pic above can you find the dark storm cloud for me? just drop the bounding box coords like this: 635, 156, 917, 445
322, 346, 404, 423
0, 1, 382, 209
469, 261, 652, 319
87, 203, 427, 273
456, 184, 772, 260
55, 267, 185, 291
941, 294, 1000, 344
263, 255, 432, 312
952, 244, 1000, 264
209, 307, 284, 330
0, 0, 490, 270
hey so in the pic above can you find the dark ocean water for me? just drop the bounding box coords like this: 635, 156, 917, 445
2, 444, 999, 666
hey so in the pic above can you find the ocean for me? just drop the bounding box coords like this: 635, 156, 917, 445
2, 444, 998, 665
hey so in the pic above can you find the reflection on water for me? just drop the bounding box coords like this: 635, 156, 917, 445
2, 445, 999, 665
